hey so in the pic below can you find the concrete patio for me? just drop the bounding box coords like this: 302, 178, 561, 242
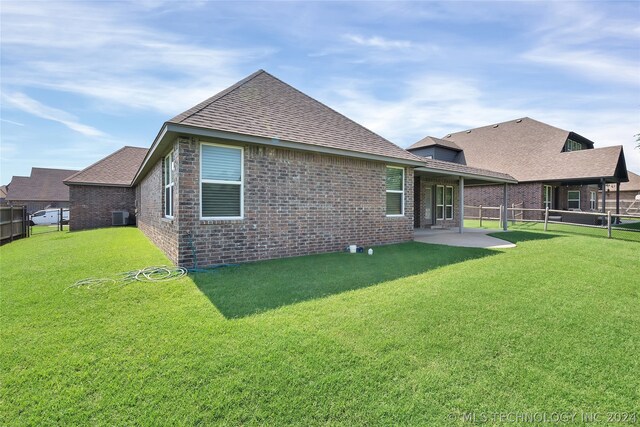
413, 227, 516, 249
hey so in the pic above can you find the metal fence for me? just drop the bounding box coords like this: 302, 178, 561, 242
464, 204, 640, 241
0, 206, 29, 245
30, 208, 68, 236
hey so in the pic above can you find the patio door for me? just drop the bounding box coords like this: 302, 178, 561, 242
424, 187, 433, 226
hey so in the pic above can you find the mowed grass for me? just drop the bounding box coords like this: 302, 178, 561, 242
464, 218, 640, 243
1, 228, 639, 425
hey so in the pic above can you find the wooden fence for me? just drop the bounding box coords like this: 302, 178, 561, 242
0, 206, 29, 245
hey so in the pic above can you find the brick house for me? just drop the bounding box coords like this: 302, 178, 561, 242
64, 146, 148, 230
408, 118, 629, 222
130, 70, 514, 267
5, 167, 78, 214
602, 170, 640, 214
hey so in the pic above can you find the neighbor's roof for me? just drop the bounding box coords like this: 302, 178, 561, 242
0, 185, 7, 199
408, 136, 462, 152
6, 167, 78, 202
168, 70, 422, 163
606, 170, 640, 192
441, 117, 627, 183
65, 146, 148, 187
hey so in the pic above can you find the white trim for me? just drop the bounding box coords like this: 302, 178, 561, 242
163, 151, 174, 219
435, 185, 454, 220
590, 190, 597, 210
385, 166, 405, 217
199, 142, 244, 220
544, 185, 553, 210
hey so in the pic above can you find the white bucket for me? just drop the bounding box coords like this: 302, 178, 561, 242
349, 245, 357, 253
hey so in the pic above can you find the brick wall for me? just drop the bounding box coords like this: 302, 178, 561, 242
465, 182, 543, 220
68, 185, 135, 231
136, 144, 179, 264
137, 137, 414, 268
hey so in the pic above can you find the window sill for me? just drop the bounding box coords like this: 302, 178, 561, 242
161, 217, 174, 224
200, 217, 244, 225
385, 214, 405, 218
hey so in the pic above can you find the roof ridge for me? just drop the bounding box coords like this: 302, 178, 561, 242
64, 146, 132, 184
443, 117, 571, 138
169, 69, 267, 124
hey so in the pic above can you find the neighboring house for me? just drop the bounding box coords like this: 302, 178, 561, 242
131, 70, 513, 267
5, 167, 78, 214
64, 146, 148, 230
602, 171, 640, 213
0, 185, 7, 204
409, 118, 628, 222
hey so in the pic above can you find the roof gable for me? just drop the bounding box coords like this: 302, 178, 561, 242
408, 136, 462, 152
64, 146, 148, 186
6, 168, 78, 201
168, 70, 421, 163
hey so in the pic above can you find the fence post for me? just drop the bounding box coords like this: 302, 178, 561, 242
479, 205, 483, 227
499, 204, 503, 227
544, 207, 549, 231
511, 203, 515, 225
607, 211, 612, 239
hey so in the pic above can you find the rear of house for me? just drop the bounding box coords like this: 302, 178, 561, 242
134, 70, 423, 268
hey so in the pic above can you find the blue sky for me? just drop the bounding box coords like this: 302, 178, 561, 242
1, 0, 639, 184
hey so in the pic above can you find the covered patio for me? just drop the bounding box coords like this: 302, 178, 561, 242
413, 159, 517, 233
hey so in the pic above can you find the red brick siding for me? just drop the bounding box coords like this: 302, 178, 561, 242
464, 183, 544, 220
68, 185, 135, 231
136, 145, 179, 264
138, 137, 414, 268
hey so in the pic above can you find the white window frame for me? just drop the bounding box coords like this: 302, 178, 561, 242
163, 151, 174, 219
590, 191, 597, 210
385, 166, 405, 217
566, 139, 583, 152
568, 190, 581, 211
436, 185, 454, 220
544, 185, 553, 210
200, 142, 244, 220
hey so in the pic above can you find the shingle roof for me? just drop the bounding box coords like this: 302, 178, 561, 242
607, 171, 640, 192
419, 158, 516, 182
441, 117, 626, 182
408, 136, 462, 151
64, 146, 148, 186
168, 70, 422, 163
6, 168, 78, 202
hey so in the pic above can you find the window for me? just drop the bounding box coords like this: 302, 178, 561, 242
163, 151, 174, 218
590, 191, 597, 210
544, 185, 553, 210
565, 139, 583, 152
436, 185, 454, 220
386, 167, 404, 216
568, 190, 581, 210
200, 143, 243, 219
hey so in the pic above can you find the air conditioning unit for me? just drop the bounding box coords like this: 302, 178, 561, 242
112, 211, 130, 226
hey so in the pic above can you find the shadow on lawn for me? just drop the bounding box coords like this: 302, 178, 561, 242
190, 241, 499, 319
489, 230, 563, 244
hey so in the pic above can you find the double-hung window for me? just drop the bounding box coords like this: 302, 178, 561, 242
200, 143, 243, 219
590, 191, 597, 210
568, 190, 581, 210
385, 167, 404, 216
163, 151, 174, 218
436, 185, 454, 220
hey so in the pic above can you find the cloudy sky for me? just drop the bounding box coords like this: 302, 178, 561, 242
1, 0, 639, 183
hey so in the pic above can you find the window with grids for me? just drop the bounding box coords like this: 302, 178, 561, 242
163, 151, 174, 218
544, 185, 553, 210
436, 185, 454, 220
200, 143, 243, 219
590, 191, 597, 210
568, 190, 581, 210
565, 139, 583, 152
385, 167, 404, 216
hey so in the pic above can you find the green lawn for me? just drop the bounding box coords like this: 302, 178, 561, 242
1, 228, 639, 425
464, 218, 640, 243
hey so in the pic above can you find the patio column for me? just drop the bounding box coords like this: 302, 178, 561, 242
601, 178, 607, 225
459, 176, 464, 234
502, 183, 508, 231
616, 182, 620, 215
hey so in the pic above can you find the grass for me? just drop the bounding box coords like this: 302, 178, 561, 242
30, 224, 69, 235
464, 218, 640, 243
1, 227, 639, 425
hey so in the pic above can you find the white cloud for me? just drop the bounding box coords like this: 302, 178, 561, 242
2, 92, 106, 137
344, 34, 413, 50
